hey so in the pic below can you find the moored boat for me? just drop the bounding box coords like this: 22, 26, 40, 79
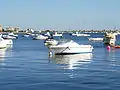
53, 32, 62, 37
88, 37, 103, 41
2, 35, 17, 39
33, 34, 48, 40
49, 40, 93, 55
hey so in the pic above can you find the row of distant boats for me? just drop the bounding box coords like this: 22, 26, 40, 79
23, 32, 91, 40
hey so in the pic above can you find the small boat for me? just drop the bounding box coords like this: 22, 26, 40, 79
72, 32, 90, 36
88, 38, 103, 41
33, 34, 48, 40
49, 40, 93, 55
76, 34, 90, 36
8, 32, 18, 37
53, 32, 62, 37
23, 34, 30, 37
2, 35, 17, 39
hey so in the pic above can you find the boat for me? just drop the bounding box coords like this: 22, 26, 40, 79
49, 40, 93, 55
8, 32, 18, 37
72, 32, 90, 36
76, 34, 90, 36
44, 39, 58, 46
33, 34, 48, 40
103, 33, 116, 45
2, 32, 18, 39
23, 34, 30, 37
53, 32, 62, 37
50, 53, 92, 69
2, 34, 17, 39
88, 37, 103, 41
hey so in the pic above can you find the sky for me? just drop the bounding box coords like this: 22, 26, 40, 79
0, 0, 120, 30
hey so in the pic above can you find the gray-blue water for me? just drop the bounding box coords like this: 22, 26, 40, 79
0, 33, 120, 90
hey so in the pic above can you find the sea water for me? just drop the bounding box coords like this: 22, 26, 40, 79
0, 33, 120, 90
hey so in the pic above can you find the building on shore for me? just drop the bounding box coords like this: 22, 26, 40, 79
6, 26, 19, 33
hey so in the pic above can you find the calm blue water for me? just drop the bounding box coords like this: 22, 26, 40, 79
0, 33, 120, 90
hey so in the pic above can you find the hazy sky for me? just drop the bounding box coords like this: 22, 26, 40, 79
0, 0, 120, 30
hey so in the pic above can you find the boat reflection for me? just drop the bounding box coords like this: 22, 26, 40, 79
50, 53, 93, 69
0, 48, 7, 63
0, 47, 12, 65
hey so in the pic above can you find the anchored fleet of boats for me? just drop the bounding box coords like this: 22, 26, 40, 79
0, 31, 119, 58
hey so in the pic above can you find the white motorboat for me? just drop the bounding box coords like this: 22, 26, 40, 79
76, 34, 90, 36
33, 34, 48, 40
72, 32, 90, 36
50, 40, 93, 55
8, 32, 18, 37
2, 35, 17, 39
53, 32, 62, 37
23, 34, 30, 37
44, 39, 58, 46
50, 53, 92, 69
88, 37, 103, 41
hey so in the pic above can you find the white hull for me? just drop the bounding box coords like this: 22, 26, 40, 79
3, 39, 13, 45
72, 33, 90, 36
50, 40, 93, 54
0, 38, 13, 49
50, 45, 93, 54
33, 35, 48, 40
2, 35, 17, 39
0, 39, 7, 49
24, 34, 30, 37
88, 38, 103, 41
53, 34, 62, 37
53, 32, 62, 37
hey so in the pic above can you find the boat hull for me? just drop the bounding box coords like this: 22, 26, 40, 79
50, 45, 93, 55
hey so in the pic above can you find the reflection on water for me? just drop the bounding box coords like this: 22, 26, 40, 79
50, 53, 93, 69
0, 46, 12, 65
0, 48, 7, 63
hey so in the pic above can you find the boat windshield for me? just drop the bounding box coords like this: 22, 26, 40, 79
57, 39, 74, 45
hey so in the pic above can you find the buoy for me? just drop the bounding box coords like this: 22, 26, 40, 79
106, 45, 110, 51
